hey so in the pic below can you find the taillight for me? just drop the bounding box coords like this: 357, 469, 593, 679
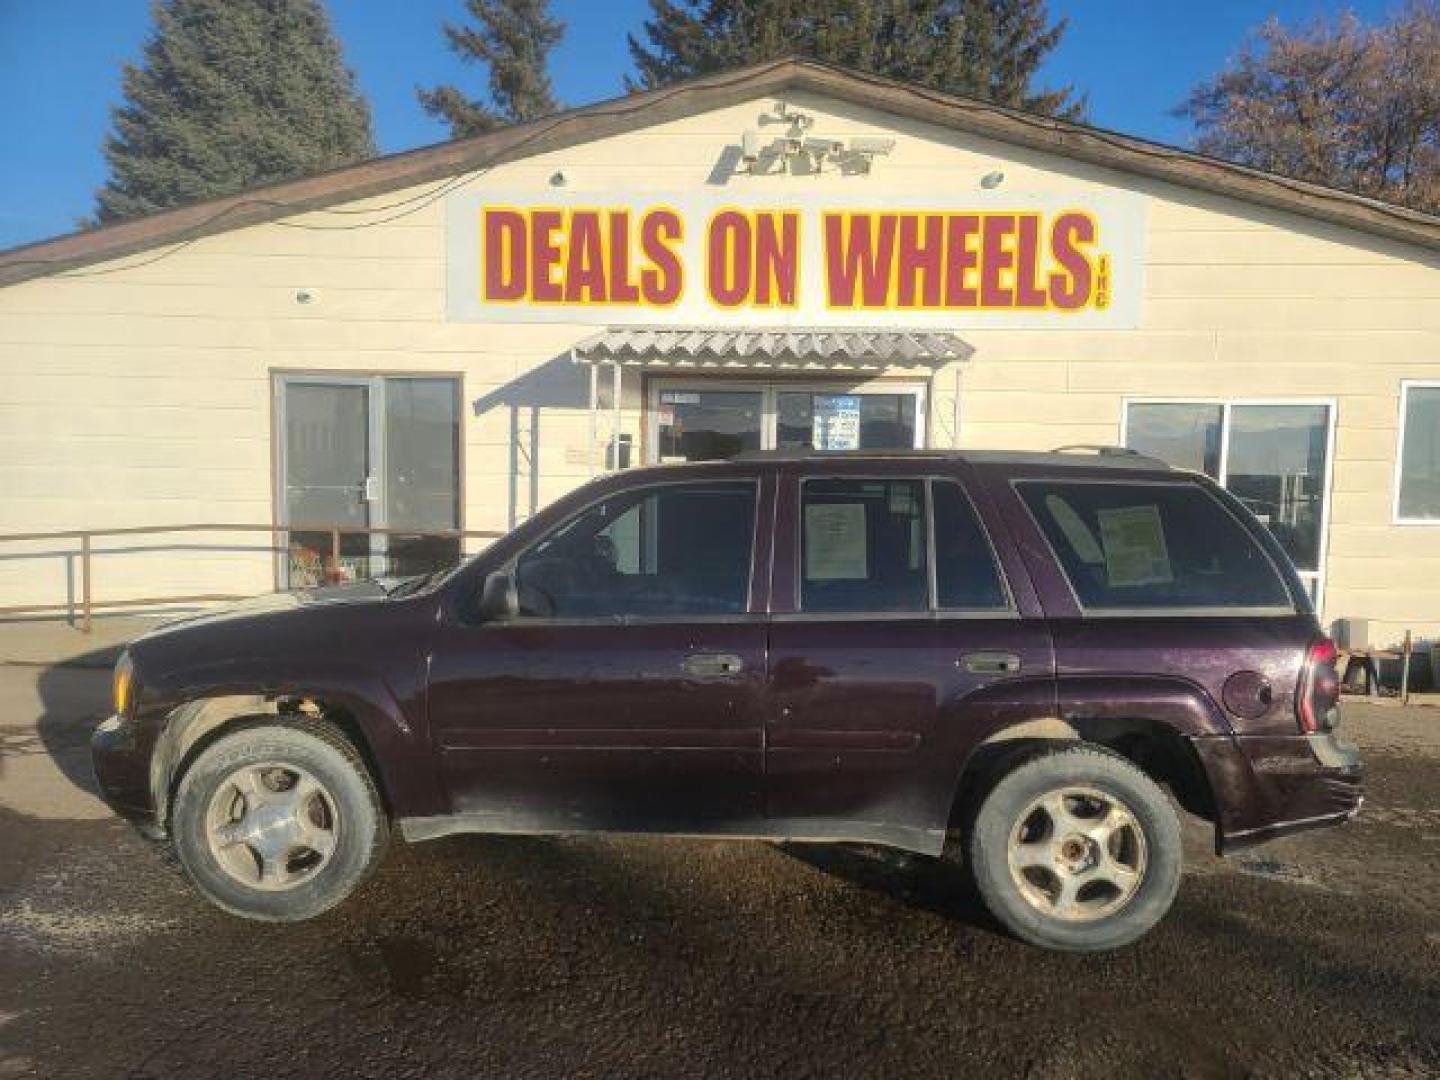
1297, 637, 1340, 733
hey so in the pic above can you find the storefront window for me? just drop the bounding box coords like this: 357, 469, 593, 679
1396, 383, 1440, 522
1126, 403, 1222, 477
1226, 404, 1328, 572
652, 382, 924, 463
656, 390, 763, 461
1123, 399, 1333, 604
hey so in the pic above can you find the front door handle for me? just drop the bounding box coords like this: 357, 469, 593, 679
960, 651, 1022, 675
683, 652, 745, 677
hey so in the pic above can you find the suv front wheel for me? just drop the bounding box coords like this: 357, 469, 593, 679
171, 720, 389, 921
968, 746, 1182, 952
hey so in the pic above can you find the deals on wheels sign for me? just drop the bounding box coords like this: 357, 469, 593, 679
445, 191, 1147, 328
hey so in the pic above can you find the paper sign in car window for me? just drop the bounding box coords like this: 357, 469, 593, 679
1097, 504, 1174, 588
805, 502, 868, 580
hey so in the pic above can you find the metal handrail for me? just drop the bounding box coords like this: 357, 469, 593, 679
0, 522, 504, 632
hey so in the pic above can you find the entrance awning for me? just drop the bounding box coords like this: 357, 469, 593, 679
571, 327, 972, 370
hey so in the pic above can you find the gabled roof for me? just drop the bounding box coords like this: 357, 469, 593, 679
3, 55, 1439, 288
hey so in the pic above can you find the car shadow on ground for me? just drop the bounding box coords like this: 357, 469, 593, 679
29, 646, 117, 799
776, 841, 1006, 935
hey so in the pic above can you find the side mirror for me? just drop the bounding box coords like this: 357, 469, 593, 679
477, 570, 518, 620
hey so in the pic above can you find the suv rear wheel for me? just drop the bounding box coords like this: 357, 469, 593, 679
171, 720, 388, 921
968, 746, 1182, 952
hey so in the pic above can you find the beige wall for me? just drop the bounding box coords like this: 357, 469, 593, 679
1, 91, 1437, 646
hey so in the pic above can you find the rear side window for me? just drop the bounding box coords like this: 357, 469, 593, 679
933, 481, 1008, 610
1017, 480, 1292, 610
801, 479, 927, 612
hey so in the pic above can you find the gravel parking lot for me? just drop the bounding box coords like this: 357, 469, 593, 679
2, 640, 1438, 1079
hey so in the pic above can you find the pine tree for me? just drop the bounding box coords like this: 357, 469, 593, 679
627, 0, 1082, 118
95, 0, 375, 224
418, 0, 565, 138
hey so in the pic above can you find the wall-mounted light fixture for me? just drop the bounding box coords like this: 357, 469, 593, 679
981, 169, 1006, 189
549, 170, 567, 187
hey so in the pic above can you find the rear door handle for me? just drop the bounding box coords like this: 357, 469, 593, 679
960, 651, 1022, 675
683, 652, 745, 677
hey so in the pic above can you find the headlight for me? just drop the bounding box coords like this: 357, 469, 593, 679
113, 653, 135, 718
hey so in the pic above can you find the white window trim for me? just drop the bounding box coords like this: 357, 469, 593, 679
1392, 380, 1440, 526
1119, 396, 1338, 615
645, 378, 929, 464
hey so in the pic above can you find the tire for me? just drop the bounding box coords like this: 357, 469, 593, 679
967, 746, 1182, 952
171, 720, 388, 922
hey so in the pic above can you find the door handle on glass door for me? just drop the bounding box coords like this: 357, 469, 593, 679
682, 653, 745, 677
363, 476, 381, 502
959, 652, 1022, 675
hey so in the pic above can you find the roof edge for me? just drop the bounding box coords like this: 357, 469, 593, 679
3, 55, 1439, 288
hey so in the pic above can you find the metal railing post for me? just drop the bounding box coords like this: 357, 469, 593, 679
81, 533, 92, 634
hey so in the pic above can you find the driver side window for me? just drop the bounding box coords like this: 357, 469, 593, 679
513, 481, 757, 618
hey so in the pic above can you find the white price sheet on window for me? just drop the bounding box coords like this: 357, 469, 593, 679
1097, 504, 1174, 588
805, 502, 868, 580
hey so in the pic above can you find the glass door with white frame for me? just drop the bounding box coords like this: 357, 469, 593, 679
650, 381, 926, 463
278, 375, 461, 586
1124, 400, 1335, 606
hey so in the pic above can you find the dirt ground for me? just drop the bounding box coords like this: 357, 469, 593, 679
1, 650, 1438, 1079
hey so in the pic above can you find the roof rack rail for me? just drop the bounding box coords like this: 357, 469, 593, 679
1051, 444, 1140, 456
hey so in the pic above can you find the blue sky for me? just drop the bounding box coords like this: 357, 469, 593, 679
0, 0, 1404, 250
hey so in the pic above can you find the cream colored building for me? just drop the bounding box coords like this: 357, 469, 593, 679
1, 59, 1437, 654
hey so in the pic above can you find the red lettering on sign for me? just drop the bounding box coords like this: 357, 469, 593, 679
564, 211, 606, 303
640, 209, 683, 306
482, 209, 526, 301
943, 215, 980, 307
607, 211, 640, 304
529, 210, 563, 302
980, 215, 1016, 307
896, 214, 944, 307
1049, 212, 1096, 310
753, 213, 799, 306
1014, 214, 1047, 308
824, 213, 895, 308
707, 211, 751, 307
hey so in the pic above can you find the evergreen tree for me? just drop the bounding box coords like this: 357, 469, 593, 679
418, 0, 565, 138
95, 0, 375, 223
627, 0, 1082, 118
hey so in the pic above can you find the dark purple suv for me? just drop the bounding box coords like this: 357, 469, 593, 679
92, 449, 1361, 951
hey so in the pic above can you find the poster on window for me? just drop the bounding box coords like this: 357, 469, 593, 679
1097, 505, 1174, 588
813, 395, 861, 450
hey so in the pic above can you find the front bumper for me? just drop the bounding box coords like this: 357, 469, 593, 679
91, 713, 163, 834
1192, 729, 1363, 855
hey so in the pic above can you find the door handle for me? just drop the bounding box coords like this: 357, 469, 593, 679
959, 651, 1022, 675
362, 476, 381, 503
682, 652, 745, 677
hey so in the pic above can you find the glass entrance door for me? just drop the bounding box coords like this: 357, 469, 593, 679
277, 375, 461, 585
649, 381, 926, 463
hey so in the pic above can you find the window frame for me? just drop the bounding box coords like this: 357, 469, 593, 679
783, 473, 1017, 621
1120, 396, 1337, 612
1012, 476, 1303, 618
1392, 380, 1440, 527
498, 476, 766, 625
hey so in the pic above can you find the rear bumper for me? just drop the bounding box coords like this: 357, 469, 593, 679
1191, 729, 1363, 855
